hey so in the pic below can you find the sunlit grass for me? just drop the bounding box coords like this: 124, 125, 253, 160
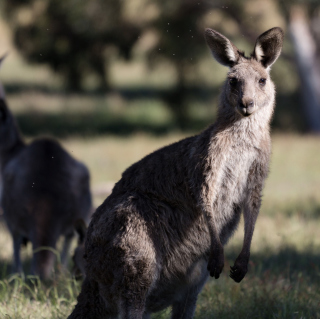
0, 274, 81, 319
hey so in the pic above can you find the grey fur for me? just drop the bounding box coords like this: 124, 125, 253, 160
68, 27, 283, 318
0, 96, 92, 279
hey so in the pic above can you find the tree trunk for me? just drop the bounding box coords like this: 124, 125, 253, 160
289, 5, 320, 133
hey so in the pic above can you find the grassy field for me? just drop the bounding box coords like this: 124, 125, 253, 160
0, 133, 319, 318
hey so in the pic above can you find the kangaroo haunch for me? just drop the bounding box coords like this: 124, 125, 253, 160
69, 27, 284, 319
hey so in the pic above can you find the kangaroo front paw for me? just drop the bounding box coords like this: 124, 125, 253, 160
229, 257, 248, 283
207, 250, 224, 279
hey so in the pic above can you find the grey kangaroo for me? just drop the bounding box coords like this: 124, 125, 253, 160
68, 27, 283, 318
0, 63, 92, 279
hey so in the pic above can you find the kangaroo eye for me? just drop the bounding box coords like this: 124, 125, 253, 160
229, 78, 238, 86
259, 78, 266, 85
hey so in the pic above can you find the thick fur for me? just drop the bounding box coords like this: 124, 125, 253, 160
0, 98, 92, 279
69, 27, 283, 318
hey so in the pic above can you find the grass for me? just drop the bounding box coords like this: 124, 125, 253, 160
0, 274, 81, 319
0, 133, 319, 318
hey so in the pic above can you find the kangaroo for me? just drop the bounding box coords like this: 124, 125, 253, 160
0, 64, 92, 279
68, 27, 283, 318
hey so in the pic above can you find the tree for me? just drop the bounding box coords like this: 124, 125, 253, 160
146, 0, 212, 128
4, 0, 141, 91
278, 0, 320, 133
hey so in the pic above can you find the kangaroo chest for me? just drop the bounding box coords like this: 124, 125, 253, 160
211, 142, 257, 235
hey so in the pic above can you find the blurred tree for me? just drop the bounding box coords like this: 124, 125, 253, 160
4, 0, 318, 132
4, 0, 141, 91
278, 0, 320, 133
147, 0, 212, 129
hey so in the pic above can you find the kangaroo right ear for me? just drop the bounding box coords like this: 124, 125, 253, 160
205, 28, 240, 67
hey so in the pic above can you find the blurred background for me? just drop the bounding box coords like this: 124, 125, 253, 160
0, 0, 320, 136
0, 1, 319, 317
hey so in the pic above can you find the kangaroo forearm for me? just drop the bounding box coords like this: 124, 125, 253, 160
242, 213, 258, 255
203, 203, 224, 279
230, 209, 257, 282
204, 209, 223, 248
241, 158, 266, 255
230, 159, 266, 283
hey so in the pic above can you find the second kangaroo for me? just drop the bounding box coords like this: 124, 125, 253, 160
69, 27, 284, 319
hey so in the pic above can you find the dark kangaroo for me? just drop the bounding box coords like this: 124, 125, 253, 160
0, 65, 92, 279
68, 27, 283, 318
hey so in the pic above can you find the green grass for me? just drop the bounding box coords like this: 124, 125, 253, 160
0, 274, 81, 319
0, 134, 319, 318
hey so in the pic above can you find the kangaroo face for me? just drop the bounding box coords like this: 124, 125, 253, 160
205, 27, 283, 120
226, 59, 271, 117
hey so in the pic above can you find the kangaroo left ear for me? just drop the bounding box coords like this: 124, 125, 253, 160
253, 27, 284, 69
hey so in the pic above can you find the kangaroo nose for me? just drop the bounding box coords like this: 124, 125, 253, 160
241, 99, 254, 109
239, 99, 255, 116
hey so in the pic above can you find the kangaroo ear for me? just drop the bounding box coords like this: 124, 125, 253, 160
253, 27, 284, 69
205, 28, 240, 67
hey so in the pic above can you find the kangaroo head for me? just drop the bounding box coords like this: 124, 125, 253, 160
205, 27, 283, 119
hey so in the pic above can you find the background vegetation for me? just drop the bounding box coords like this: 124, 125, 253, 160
1, 0, 320, 133
0, 0, 319, 318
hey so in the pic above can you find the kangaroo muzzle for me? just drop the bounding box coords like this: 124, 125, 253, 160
238, 99, 255, 117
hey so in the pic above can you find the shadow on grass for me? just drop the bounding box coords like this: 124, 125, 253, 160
15, 111, 177, 137
263, 199, 320, 219
226, 245, 320, 280
196, 246, 320, 319
153, 246, 320, 318
6, 83, 304, 137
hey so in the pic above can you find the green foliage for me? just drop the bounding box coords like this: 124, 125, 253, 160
4, 0, 141, 90
2, 0, 316, 131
